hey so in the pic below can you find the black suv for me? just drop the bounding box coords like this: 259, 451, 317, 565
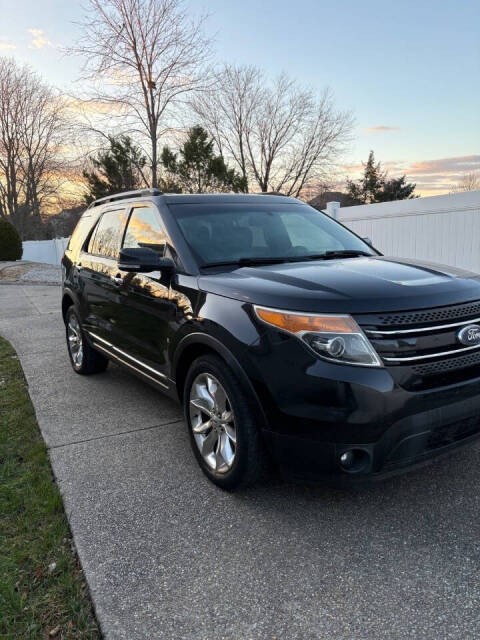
62, 190, 480, 488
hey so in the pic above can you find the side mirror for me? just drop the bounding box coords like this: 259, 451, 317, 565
118, 247, 175, 274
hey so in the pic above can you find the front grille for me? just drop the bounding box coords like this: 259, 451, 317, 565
356, 300, 480, 388
412, 350, 480, 376
371, 299, 480, 327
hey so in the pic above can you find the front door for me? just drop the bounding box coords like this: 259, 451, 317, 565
112, 203, 176, 381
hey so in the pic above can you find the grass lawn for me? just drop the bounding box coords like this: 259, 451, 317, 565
0, 336, 101, 639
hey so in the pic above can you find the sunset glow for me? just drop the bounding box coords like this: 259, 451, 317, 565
1, 0, 478, 200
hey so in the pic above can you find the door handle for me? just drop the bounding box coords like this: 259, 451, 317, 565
111, 275, 123, 286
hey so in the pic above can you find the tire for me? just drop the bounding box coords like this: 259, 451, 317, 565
184, 354, 267, 490
65, 307, 109, 375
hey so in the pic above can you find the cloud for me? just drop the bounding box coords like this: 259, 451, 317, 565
0, 40, 16, 51
405, 155, 480, 194
27, 28, 52, 50
60, 96, 124, 115
408, 155, 480, 175
343, 163, 363, 173
364, 125, 401, 133
343, 155, 480, 196
344, 159, 406, 174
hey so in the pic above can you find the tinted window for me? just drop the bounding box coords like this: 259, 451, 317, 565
172, 203, 374, 265
123, 206, 166, 256
88, 209, 127, 258
68, 213, 94, 254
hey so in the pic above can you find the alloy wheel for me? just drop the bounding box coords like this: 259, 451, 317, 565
67, 314, 83, 369
189, 373, 236, 473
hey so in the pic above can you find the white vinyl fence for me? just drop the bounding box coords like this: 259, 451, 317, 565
329, 190, 480, 274
22, 237, 69, 265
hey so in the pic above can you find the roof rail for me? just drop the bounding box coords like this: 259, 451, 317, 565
88, 188, 163, 208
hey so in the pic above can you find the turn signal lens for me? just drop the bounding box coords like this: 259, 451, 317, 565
254, 307, 358, 334
254, 305, 383, 368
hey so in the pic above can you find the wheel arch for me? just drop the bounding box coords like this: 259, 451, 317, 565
61, 290, 76, 323
173, 333, 268, 430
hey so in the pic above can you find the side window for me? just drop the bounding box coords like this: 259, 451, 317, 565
68, 213, 94, 254
122, 206, 167, 256
87, 220, 99, 254
88, 209, 127, 259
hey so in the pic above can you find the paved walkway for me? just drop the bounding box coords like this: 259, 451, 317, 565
1, 283, 480, 639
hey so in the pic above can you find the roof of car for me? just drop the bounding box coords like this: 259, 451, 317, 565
162, 193, 298, 205
87, 189, 301, 209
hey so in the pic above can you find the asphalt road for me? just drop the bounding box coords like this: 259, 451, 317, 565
1, 283, 480, 640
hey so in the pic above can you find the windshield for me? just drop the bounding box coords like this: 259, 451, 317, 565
171, 202, 375, 267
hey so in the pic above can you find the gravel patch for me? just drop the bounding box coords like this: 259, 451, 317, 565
0, 261, 61, 285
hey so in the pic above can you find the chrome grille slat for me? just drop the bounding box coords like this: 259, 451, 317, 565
365, 316, 480, 336
356, 300, 480, 371
382, 343, 480, 363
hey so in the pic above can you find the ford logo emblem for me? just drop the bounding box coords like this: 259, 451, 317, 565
457, 324, 480, 346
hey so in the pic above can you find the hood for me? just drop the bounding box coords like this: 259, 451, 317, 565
198, 256, 480, 314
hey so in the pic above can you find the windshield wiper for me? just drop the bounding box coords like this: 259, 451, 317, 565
200, 256, 291, 268
305, 250, 372, 260
200, 251, 373, 269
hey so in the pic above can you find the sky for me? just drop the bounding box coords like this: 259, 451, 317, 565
1, 0, 479, 196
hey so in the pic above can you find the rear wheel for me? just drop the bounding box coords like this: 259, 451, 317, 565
184, 354, 267, 489
65, 307, 109, 375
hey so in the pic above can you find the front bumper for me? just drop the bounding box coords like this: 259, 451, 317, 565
248, 336, 480, 482
263, 397, 480, 484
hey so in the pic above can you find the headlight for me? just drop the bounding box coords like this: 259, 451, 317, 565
254, 306, 383, 367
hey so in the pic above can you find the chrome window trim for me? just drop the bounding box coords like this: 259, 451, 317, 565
365, 316, 480, 336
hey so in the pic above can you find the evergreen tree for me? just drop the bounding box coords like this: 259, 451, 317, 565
161, 126, 248, 194
346, 151, 416, 203
83, 135, 147, 203
0, 218, 22, 260
376, 175, 417, 202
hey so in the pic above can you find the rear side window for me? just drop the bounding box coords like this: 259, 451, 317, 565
122, 206, 166, 256
88, 208, 127, 259
68, 213, 94, 255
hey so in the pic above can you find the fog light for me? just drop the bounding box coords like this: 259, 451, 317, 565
340, 450, 354, 468
339, 448, 371, 473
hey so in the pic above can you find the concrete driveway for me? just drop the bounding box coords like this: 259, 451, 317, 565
2, 283, 480, 640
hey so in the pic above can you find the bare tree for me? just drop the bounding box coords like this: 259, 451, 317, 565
192, 65, 263, 185
452, 172, 480, 193
19, 77, 67, 223
0, 58, 25, 226
0, 57, 68, 237
192, 65, 353, 197
71, 0, 212, 188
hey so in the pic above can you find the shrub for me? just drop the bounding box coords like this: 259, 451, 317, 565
0, 219, 22, 261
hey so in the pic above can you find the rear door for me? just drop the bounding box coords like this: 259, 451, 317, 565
78, 207, 128, 343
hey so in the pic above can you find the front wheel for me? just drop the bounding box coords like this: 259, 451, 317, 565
65, 307, 109, 375
184, 354, 267, 490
